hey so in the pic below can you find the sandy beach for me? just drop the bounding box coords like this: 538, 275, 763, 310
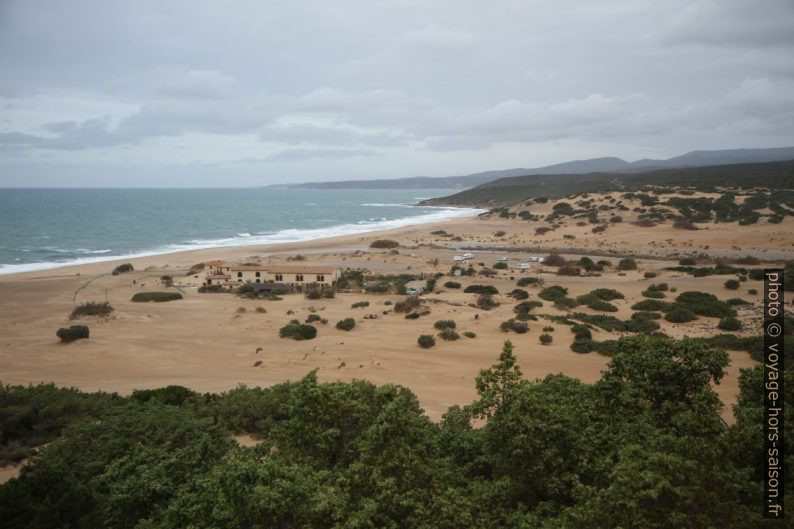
2, 193, 786, 426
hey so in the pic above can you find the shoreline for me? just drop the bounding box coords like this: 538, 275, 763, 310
0, 207, 485, 279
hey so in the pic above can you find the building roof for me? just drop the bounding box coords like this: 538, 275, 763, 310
206, 261, 337, 274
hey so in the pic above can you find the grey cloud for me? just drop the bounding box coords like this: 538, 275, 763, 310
264, 148, 380, 162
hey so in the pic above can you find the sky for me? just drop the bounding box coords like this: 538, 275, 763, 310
0, 0, 793, 187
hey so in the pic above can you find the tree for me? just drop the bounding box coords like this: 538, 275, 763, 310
467, 341, 524, 419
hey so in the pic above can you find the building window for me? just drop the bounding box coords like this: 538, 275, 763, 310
255, 271, 261, 277
207, 279, 212, 285
237, 272, 243, 278
256, 278, 261, 283
275, 274, 283, 282
317, 274, 324, 282
296, 274, 304, 282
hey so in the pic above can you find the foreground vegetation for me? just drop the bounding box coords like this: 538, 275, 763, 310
0, 336, 790, 528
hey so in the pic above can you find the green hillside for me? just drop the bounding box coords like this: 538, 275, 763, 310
421, 160, 794, 206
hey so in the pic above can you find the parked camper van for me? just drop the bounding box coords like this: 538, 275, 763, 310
516, 262, 530, 270
498, 256, 508, 262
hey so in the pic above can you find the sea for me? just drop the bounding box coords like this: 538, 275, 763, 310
0, 188, 482, 275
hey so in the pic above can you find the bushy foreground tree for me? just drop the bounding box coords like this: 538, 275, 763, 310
0, 336, 789, 528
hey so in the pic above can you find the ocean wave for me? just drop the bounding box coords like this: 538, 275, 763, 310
0, 206, 484, 276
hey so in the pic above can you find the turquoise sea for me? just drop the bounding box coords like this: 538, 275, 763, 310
0, 188, 480, 274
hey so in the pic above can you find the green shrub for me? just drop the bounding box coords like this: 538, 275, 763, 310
678, 257, 696, 266
727, 298, 751, 306
543, 326, 555, 332
510, 288, 529, 300
131, 292, 183, 302
675, 291, 735, 318
369, 239, 399, 249
351, 301, 370, 308
56, 325, 89, 343
570, 339, 595, 353
641, 289, 665, 299
464, 284, 499, 295
69, 301, 113, 320
590, 288, 624, 301
335, 318, 355, 331
394, 296, 422, 313
539, 333, 553, 345
111, 263, 134, 275
516, 277, 542, 287
643, 272, 657, 279
718, 316, 743, 331
417, 334, 436, 348
543, 253, 567, 266
514, 301, 543, 317
433, 320, 456, 330
665, 306, 697, 323
618, 258, 637, 270
279, 322, 317, 340
305, 314, 322, 323
476, 293, 499, 310
463, 331, 476, 339
554, 296, 580, 310
748, 289, 758, 295
631, 299, 670, 312
625, 312, 660, 333
444, 281, 461, 289
571, 324, 592, 341
586, 299, 618, 312
131, 385, 194, 406
438, 328, 460, 341
500, 319, 528, 333
493, 262, 508, 270
539, 286, 568, 301
724, 279, 740, 290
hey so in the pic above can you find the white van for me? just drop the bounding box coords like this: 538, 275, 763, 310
498, 256, 508, 262
516, 262, 530, 270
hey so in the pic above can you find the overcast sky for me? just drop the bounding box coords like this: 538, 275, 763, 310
1, 0, 793, 187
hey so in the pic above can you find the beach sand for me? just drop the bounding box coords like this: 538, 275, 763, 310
1, 202, 789, 425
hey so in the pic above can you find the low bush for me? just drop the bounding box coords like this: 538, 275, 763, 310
438, 328, 460, 341
617, 258, 637, 270
463, 284, 499, 295
351, 301, 370, 308
417, 334, 436, 348
643, 272, 657, 279
631, 299, 670, 312
590, 288, 624, 301
493, 262, 508, 270
444, 281, 461, 289
131, 292, 183, 302
539, 286, 568, 301
727, 298, 751, 306
570, 339, 595, 353
557, 264, 581, 276
463, 331, 476, 339
500, 319, 528, 334
675, 291, 736, 318
554, 296, 580, 310
543, 326, 555, 332
665, 306, 697, 323
336, 318, 356, 331
476, 294, 499, 310
394, 297, 422, 313
539, 333, 553, 344
198, 284, 224, 293
748, 288, 758, 295
434, 320, 456, 330
279, 322, 317, 340
648, 282, 669, 292
724, 279, 740, 290
641, 289, 666, 299
56, 325, 89, 343
111, 263, 134, 275
69, 301, 113, 320
369, 239, 399, 249
625, 312, 660, 334
718, 316, 743, 331
516, 277, 542, 287
509, 289, 529, 300
543, 253, 567, 266
571, 324, 592, 341
678, 257, 697, 266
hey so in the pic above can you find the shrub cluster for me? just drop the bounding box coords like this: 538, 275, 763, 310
336, 318, 356, 331
369, 239, 399, 249
56, 325, 89, 343
111, 263, 134, 275
444, 281, 461, 289
417, 334, 435, 348
433, 320, 456, 330
69, 301, 113, 320
463, 284, 499, 295
131, 292, 183, 302
279, 321, 317, 340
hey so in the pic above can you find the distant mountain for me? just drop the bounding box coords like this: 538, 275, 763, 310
281, 146, 794, 190
286, 157, 631, 189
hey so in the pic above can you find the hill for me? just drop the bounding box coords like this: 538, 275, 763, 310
420, 160, 794, 206
282, 146, 794, 190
